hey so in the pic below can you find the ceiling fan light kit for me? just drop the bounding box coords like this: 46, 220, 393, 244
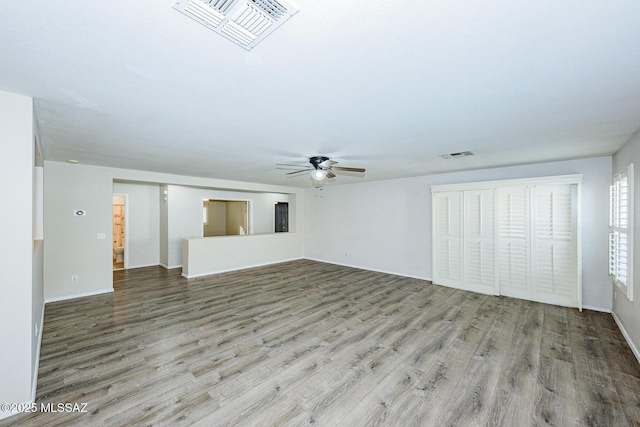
311, 169, 327, 181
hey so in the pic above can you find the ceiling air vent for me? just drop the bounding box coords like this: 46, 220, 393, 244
174, 0, 298, 50
440, 151, 475, 159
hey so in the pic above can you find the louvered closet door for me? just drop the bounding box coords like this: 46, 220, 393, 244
433, 191, 463, 288
531, 184, 578, 307
464, 189, 497, 295
498, 187, 530, 299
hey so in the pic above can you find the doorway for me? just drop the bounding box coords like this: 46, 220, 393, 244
275, 202, 289, 232
113, 194, 127, 270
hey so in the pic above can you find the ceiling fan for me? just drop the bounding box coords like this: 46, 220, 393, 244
277, 156, 366, 187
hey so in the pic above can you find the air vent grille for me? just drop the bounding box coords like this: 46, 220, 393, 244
206, 0, 236, 14
233, 3, 273, 36
174, 0, 298, 50
185, 0, 224, 27
222, 21, 257, 45
250, 0, 287, 19
441, 151, 475, 159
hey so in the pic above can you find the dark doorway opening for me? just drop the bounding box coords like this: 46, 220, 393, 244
275, 202, 289, 233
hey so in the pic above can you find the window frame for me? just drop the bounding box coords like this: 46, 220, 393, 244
610, 163, 634, 301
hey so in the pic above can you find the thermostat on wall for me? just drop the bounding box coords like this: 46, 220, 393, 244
73, 209, 87, 216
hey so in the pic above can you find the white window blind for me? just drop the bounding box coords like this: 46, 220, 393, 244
609, 163, 634, 301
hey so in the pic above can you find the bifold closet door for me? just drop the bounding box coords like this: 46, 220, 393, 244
497, 186, 530, 300
433, 191, 463, 289
497, 184, 578, 307
531, 184, 578, 307
464, 189, 497, 295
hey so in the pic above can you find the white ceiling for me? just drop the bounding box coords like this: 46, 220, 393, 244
1, 0, 639, 187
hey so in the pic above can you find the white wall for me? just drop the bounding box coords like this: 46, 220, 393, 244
165, 185, 292, 267
612, 129, 640, 360
166, 184, 194, 268
183, 232, 303, 278
0, 90, 41, 418
305, 157, 612, 311
160, 184, 169, 267
252, 192, 292, 234
44, 161, 304, 300
44, 163, 115, 301
31, 125, 44, 400
113, 182, 160, 268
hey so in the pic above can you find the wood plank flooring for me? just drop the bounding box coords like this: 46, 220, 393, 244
4, 260, 640, 426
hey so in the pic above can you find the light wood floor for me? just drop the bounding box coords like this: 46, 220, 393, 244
4, 260, 640, 426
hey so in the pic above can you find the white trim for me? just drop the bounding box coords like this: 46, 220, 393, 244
160, 263, 182, 269
431, 174, 583, 193
45, 288, 113, 304
113, 193, 129, 269
610, 163, 634, 301
303, 257, 432, 282
576, 183, 583, 311
126, 262, 162, 270
581, 305, 611, 313
181, 257, 304, 278
431, 190, 437, 286
612, 311, 640, 365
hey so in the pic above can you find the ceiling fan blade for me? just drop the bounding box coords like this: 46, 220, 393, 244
285, 169, 311, 176
319, 159, 337, 168
277, 163, 309, 169
332, 166, 366, 173
326, 170, 336, 179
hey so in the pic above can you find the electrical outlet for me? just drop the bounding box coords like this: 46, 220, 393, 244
97, 233, 106, 239
35, 323, 38, 336
71, 275, 78, 283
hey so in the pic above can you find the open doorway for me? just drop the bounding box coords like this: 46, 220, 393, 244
113, 194, 127, 270
203, 199, 249, 237
275, 202, 288, 232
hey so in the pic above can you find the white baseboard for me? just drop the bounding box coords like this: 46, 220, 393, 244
612, 311, 640, 364
126, 262, 161, 270
45, 288, 113, 304
159, 263, 182, 270
182, 257, 304, 279
303, 257, 432, 282
582, 304, 611, 313
0, 409, 22, 421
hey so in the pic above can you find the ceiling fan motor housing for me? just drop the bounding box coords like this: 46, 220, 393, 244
309, 156, 330, 169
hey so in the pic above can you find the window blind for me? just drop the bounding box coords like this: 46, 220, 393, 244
609, 163, 634, 301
